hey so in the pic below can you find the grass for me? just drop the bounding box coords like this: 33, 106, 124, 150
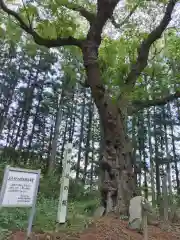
0, 167, 101, 238
0, 194, 100, 234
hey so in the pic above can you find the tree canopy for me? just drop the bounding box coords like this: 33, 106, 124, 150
0, 0, 179, 113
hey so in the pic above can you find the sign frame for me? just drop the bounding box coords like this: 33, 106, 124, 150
0, 165, 41, 238
0, 166, 40, 208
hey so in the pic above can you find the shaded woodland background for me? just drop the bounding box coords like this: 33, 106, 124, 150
0, 0, 180, 238
1, 39, 180, 203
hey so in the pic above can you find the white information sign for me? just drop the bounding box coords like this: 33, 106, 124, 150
1, 169, 38, 207
0, 166, 41, 238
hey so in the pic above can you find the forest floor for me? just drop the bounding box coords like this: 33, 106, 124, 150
7, 216, 180, 240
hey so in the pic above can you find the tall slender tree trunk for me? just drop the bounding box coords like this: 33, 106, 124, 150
46, 123, 54, 173
153, 107, 161, 208
90, 115, 95, 188
48, 75, 74, 175
40, 118, 46, 167
19, 83, 36, 150
147, 109, 155, 206
48, 93, 63, 175
0, 45, 19, 135
9, 108, 21, 148
28, 87, 43, 150
168, 103, 180, 194
76, 89, 86, 180
60, 117, 68, 172
68, 91, 76, 143
0, 78, 18, 135
13, 72, 34, 148
83, 95, 93, 184
137, 112, 143, 189
131, 115, 137, 185
162, 106, 172, 196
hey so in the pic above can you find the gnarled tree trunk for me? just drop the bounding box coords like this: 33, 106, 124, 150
99, 106, 135, 216
80, 0, 177, 215
82, 41, 135, 216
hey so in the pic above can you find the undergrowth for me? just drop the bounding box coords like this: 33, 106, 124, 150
0, 173, 100, 235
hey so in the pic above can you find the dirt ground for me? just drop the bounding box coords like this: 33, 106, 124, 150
8, 216, 180, 240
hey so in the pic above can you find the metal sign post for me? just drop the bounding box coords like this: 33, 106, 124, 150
57, 143, 72, 223
0, 166, 41, 238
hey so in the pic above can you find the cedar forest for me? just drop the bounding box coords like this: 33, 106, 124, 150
0, 0, 180, 237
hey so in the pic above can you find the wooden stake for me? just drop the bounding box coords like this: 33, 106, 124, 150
143, 212, 148, 240
142, 199, 148, 240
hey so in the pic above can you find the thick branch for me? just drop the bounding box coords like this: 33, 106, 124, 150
132, 91, 180, 111
63, 3, 95, 23
87, 0, 119, 44
124, 0, 177, 87
111, 4, 138, 29
0, 0, 82, 48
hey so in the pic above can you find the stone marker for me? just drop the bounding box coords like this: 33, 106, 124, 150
128, 196, 143, 232
94, 206, 105, 218
128, 195, 158, 235
170, 206, 180, 223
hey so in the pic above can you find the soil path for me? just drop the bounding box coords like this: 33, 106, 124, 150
8, 216, 180, 240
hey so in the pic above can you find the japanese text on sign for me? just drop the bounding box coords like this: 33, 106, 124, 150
0, 169, 38, 207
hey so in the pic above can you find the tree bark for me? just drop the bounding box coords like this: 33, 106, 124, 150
137, 112, 143, 189
168, 102, 180, 194
83, 95, 93, 184
90, 112, 95, 188
162, 106, 172, 197
60, 116, 68, 173
83, 42, 135, 215
153, 107, 161, 208
19, 83, 36, 150
68, 91, 76, 142
48, 94, 63, 175
76, 88, 86, 180
46, 123, 54, 173
131, 115, 138, 185
147, 109, 155, 206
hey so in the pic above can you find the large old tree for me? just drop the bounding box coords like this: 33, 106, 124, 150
0, 0, 179, 215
